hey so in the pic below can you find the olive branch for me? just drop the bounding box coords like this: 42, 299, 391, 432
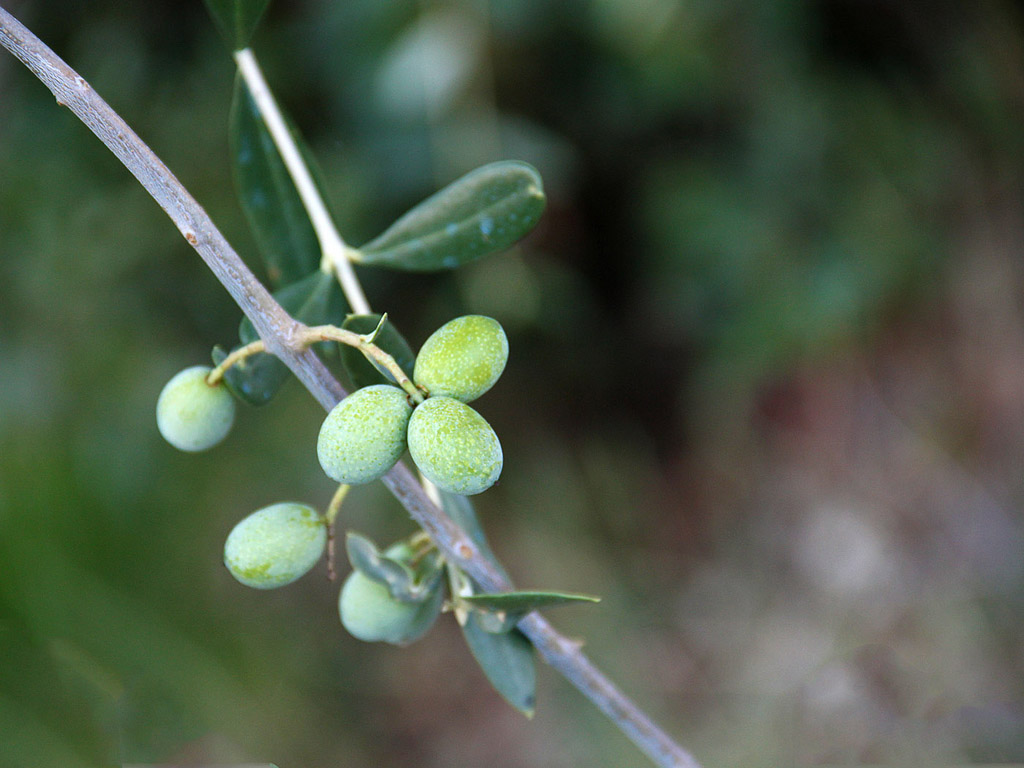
0, 6, 702, 767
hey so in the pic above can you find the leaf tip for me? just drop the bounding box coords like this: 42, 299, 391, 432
519, 692, 537, 719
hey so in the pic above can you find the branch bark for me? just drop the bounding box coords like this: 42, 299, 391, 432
0, 7, 701, 767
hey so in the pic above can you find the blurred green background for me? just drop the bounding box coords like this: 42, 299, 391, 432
3, 0, 1024, 765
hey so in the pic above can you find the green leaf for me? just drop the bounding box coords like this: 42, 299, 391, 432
439, 491, 535, 706
460, 613, 536, 717
339, 314, 417, 390
346, 533, 416, 603
204, 0, 271, 50
346, 532, 443, 604
355, 161, 546, 271
212, 343, 289, 407
463, 591, 601, 614
215, 271, 344, 406
231, 76, 325, 287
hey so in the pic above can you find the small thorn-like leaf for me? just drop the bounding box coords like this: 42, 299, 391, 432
354, 161, 546, 272
340, 314, 417, 390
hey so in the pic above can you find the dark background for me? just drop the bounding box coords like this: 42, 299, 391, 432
2, 0, 1024, 765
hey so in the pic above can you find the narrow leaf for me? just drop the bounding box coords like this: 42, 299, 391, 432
231, 76, 322, 287
464, 591, 601, 614
461, 614, 536, 717
204, 0, 271, 49
339, 314, 417, 390
355, 161, 546, 271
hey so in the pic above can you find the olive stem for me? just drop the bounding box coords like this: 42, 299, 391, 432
206, 339, 267, 385
233, 47, 372, 316
203, 323, 424, 406
325, 483, 351, 581
0, 11, 701, 767
325, 483, 350, 528
305, 324, 426, 405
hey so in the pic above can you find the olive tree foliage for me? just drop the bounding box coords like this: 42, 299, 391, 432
0, 3, 700, 767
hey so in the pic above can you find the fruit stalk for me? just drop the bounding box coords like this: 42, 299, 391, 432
309, 324, 425, 404
0, 9, 701, 767
207, 339, 266, 385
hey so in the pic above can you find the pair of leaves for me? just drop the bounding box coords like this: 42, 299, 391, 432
437, 492, 599, 716
345, 532, 446, 647
210, 2, 550, 275
233, 70, 545, 284
440, 492, 535, 716
346, 532, 442, 604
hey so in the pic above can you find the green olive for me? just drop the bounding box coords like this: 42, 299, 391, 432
224, 502, 326, 589
407, 396, 502, 495
339, 569, 443, 645
156, 365, 236, 452
413, 315, 508, 403
317, 384, 413, 484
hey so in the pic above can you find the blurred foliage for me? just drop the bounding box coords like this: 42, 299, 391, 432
3, 0, 1024, 766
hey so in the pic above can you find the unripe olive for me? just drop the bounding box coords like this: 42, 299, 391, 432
413, 315, 508, 403
407, 396, 502, 495
317, 385, 413, 484
339, 569, 443, 645
156, 365, 236, 452
224, 502, 326, 589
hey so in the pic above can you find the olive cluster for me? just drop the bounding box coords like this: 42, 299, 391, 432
317, 314, 508, 496
152, 315, 509, 636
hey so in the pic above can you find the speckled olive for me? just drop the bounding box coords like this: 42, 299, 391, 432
413, 315, 508, 403
407, 396, 502, 495
224, 502, 326, 589
156, 365, 236, 452
317, 384, 413, 484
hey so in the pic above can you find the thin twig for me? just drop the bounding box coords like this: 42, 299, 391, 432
0, 8, 701, 767
233, 47, 371, 315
